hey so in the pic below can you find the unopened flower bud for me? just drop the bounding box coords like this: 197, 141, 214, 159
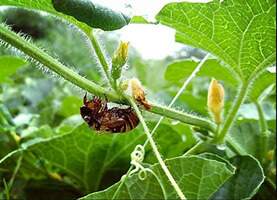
111, 41, 129, 80
207, 79, 224, 124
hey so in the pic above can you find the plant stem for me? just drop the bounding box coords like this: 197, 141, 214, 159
8, 154, 23, 190
143, 54, 211, 148
0, 23, 119, 101
225, 135, 247, 155
216, 81, 250, 143
182, 141, 204, 156
112, 167, 133, 200
127, 96, 186, 200
254, 101, 269, 162
254, 101, 268, 132
85, 29, 114, 87
0, 23, 215, 132
151, 104, 216, 132
3, 179, 10, 200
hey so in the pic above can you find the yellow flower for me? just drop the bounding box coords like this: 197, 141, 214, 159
207, 78, 225, 124
112, 41, 129, 66
112, 41, 129, 80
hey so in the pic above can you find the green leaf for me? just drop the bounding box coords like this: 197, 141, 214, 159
226, 120, 260, 157
80, 156, 235, 199
52, 0, 131, 31
79, 172, 165, 200
156, 0, 276, 80
248, 70, 276, 101
144, 123, 193, 163
58, 96, 82, 117
27, 124, 145, 192
0, 55, 26, 83
0, 0, 130, 31
165, 59, 239, 87
211, 155, 265, 200
0, 122, 190, 193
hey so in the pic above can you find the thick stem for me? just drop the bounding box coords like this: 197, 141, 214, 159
0, 23, 120, 101
151, 104, 216, 132
0, 23, 215, 133
128, 97, 186, 200
216, 82, 250, 143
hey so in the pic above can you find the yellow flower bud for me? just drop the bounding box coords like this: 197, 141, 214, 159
120, 80, 129, 91
112, 41, 129, 80
207, 79, 225, 124
112, 41, 129, 66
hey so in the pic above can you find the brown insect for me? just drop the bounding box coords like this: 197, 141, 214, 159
80, 93, 139, 133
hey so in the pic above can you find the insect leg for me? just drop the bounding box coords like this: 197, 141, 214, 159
102, 95, 108, 111
83, 92, 88, 105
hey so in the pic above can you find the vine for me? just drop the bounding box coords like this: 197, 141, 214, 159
0, 23, 215, 133
0, 22, 188, 199
127, 96, 186, 200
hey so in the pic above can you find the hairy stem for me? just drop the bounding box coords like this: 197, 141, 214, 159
85, 29, 114, 87
0, 23, 119, 101
151, 105, 216, 132
0, 23, 215, 133
128, 96, 186, 200
216, 81, 250, 143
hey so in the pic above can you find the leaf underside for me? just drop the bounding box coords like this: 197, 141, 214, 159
80, 156, 235, 200
156, 0, 276, 80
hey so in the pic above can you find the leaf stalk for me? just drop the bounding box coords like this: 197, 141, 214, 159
216, 81, 250, 143
127, 96, 187, 200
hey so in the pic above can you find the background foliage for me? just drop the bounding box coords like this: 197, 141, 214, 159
0, 0, 276, 199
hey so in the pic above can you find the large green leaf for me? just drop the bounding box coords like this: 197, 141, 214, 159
211, 155, 265, 200
0, 55, 26, 83
79, 172, 165, 200
156, 0, 276, 80
26, 124, 144, 192
80, 156, 235, 200
0, 122, 190, 193
0, 0, 130, 31
165, 59, 239, 86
